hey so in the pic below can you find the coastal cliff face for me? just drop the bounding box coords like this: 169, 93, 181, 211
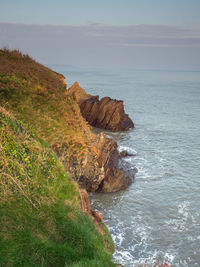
0, 106, 115, 266
0, 49, 134, 192
0, 49, 137, 265
68, 81, 134, 131
0, 49, 136, 194
0, 49, 116, 266
61, 132, 136, 193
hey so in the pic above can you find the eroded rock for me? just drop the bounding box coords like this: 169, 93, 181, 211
62, 132, 136, 193
68, 82, 134, 131
80, 189, 103, 225
120, 150, 135, 158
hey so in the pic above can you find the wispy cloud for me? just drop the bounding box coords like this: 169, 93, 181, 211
0, 22, 200, 69
82, 24, 200, 47
1, 22, 200, 47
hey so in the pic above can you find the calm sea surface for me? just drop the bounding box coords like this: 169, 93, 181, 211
51, 65, 200, 267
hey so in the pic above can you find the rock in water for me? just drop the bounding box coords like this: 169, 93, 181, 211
68, 82, 134, 131
120, 150, 135, 157
62, 132, 136, 193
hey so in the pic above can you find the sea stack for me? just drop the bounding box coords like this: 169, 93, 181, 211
68, 81, 134, 131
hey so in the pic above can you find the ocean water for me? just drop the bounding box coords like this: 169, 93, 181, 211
51, 65, 200, 267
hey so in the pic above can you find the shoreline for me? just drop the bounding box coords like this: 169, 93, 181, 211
0, 48, 135, 266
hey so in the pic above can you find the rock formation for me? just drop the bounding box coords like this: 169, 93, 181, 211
68, 82, 134, 131
80, 189, 103, 224
120, 150, 135, 158
0, 49, 136, 194
61, 132, 137, 193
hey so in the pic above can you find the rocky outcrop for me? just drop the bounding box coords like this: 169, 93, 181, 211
61, 132, 137, 193
80, 189, 103, 224
120, 150, 136, 158
54, 71, 67, 88
68, 82, 134, 131
63, 82, 136, 192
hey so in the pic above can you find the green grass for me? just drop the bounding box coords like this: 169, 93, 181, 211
0, 49, 95, 161
0, 108, 115, 267
0, 49, 116, 266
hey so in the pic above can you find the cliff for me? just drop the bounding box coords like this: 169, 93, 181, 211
68, 81, 134, 131
0, 107, 115, 266
0, 49, 116, 266
0, 49, 136, 193
0, 49, 136, 265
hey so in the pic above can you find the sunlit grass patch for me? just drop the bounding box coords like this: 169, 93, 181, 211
0, 108, 115, 266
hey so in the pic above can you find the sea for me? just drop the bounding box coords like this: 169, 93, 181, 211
51, 65, 200, 267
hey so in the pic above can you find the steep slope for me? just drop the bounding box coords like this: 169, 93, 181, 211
0, 107, 115, 266
0, 49, 135, 192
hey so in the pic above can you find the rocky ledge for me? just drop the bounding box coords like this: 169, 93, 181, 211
68, 82, 134, 131
56, 131, 137, 193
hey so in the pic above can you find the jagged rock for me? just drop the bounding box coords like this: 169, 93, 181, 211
56, 82, 136, 193
62, 132, 136, 193
68, 82, 134, 131
80, 189, 103, 225
91, 210, 103, 223
120, 150, 135, 157
80, 189, 92, 214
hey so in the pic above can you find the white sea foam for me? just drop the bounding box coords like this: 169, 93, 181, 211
178, 201, 190, 215
118, 145, 137, 156
164, 201, 191, 232
61, 65, 200, 267
112, 232, 124, 247
120, 250, 176, 267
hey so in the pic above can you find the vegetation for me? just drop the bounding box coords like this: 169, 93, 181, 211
0, 49, 115, 266
0, 48, 95, 160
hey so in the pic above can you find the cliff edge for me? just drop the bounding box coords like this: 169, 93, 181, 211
0, 49, 117, 266
0, 49, 136, 194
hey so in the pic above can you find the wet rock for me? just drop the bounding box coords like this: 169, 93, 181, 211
63, 132, 136, 193
93, 132, 135, 192
119, 150, 135, 158
59, 83, 137, 193
80, 189, 92, 214
68, 82, 134, 131
80, 189, 103, 224
91, 210, 103, 223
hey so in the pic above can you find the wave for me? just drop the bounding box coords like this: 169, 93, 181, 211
118, 145, 137, 156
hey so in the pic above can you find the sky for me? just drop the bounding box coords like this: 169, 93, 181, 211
0, 0, 200, 70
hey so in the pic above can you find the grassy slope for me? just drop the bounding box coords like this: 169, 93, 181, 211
0, 49, 95, 160
0, 50, 115, 266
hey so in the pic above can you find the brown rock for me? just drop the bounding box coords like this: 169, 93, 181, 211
94, 133, 134, 192
63, 132, 136, 193
68, 81, 92, 105
91, 210, 103, 223
61, 83, 136, 193
80, 189, 103, 225
68, 82, 134, 131
80, 189, 92, 214
120, 150, 135, 158
54, 71, 67, 88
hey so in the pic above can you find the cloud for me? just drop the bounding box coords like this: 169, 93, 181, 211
82, 24, 200, 47
0, 22, 200, 69
1, 22, 200, 47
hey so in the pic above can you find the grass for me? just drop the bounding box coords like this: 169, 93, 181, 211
0, 107, 115, 266
0, 49, 116, 266
0, 49, 96, 162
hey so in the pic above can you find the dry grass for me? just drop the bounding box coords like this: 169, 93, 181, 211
0, 48, 96, 166
0, 50, 115, 266
0, 48, 66, 95
0, 108, 79, 208
0, 107, 115, 266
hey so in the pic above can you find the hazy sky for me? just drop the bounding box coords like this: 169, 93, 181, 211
0, 0, 200, 70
